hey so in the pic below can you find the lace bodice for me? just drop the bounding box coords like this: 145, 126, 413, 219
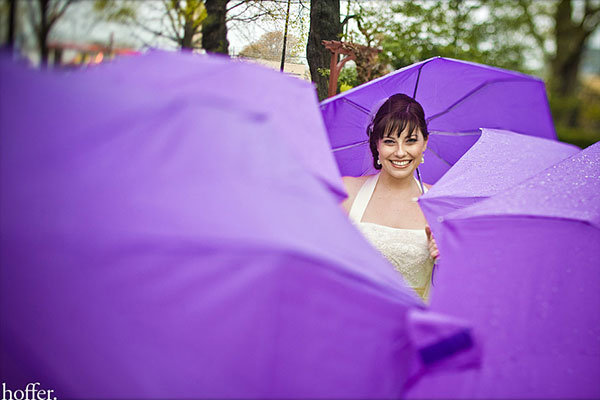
349, 174, 434, 302
355, 223, 433, 298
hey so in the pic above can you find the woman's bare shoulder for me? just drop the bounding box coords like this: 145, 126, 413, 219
342, 175, 369, 194
424, 183, 433, 189
341, 175, 369, 214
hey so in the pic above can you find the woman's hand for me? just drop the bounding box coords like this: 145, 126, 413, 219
425, 225, 440, 262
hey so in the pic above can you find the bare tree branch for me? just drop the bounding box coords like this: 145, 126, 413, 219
162, 0, 183, 42
131, 16, 179, 42
582, 0, 600, 33
227, 0, 250, 12
341, 14, 356, 27
25, 1, 39, 36
48, 0, 75, 28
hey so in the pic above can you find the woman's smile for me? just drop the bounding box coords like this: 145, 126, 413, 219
390, 159, 412, 168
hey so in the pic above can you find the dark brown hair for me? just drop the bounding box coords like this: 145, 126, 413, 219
367, 93, 428, 170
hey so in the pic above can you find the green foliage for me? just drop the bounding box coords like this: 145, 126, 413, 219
555, 125, 599, 149
93, 0, 138, 23
317, 67, 330, 78
348, 0, 550, 75
549, 77, 600, 148
338, 63, 358, 88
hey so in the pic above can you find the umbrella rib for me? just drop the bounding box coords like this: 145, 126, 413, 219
413, 57, 439, 99
429, 130, 481, 136
332, 140, 369, 152
427, 147, 453, 167
341, 98, 371, 114
426, 78, 534, 123
412, 63, 426, 99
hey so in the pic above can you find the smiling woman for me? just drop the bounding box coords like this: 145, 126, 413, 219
341, 94, 439, 303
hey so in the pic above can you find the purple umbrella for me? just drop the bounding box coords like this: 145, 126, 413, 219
0, 52, 479, 399
407, 142, 600, 399
419, 128, 579, 236
66, 50, 347, 201
320, 57, 556, 183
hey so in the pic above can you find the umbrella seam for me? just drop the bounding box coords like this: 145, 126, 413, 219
444, 214, 599, 230
426, 77, 538, 123
429, 130, 481, 136
332, 140, 368, 152
412, 58, 438, 99
341, 97, 371, 114
426, 147, 453, 167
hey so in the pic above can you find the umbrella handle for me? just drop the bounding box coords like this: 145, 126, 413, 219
431, 261, 438, 287
416, 167, 425, 195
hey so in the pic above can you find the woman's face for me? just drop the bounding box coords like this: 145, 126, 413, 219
377, 126, 427, 180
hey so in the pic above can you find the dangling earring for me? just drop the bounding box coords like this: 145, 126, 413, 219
377, 159, 381, 166
420, 155, 425, 164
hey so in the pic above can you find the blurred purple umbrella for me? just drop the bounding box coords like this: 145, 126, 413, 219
419, 128, 579, 235
0, 52, 480, 399
320, 57, 556, 183
407, 142, 600, 399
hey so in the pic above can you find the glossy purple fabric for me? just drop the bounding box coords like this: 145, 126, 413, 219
407, 142, 600, 399
419, 128, 579, 235
0, 52, 479, 399
320, 57, 556, 184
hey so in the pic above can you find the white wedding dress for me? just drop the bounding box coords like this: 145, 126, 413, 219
349, 173, 434, 302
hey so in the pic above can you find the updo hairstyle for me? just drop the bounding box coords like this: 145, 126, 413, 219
367, 93, 428, 170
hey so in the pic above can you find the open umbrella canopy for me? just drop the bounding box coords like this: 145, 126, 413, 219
419, 128, 580, 235
0, 52, 480, 399
407, 142, 600, 399
61, 50, 348, 201
320, 57, 556, 183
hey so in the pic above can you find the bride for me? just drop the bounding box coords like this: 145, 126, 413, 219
341, 93, 439, 303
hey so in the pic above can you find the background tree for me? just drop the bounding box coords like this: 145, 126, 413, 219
93, 0, 302, 54
517, 0, 600, 127
307, 0, 341, 100
26, 0, 77, 65
5, 0, 17, 49
168, 0, 207, 49
202, 0, 229, 53
349, 0, 536, 73
239, 30, 300, 61
94, 0, 206, 50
